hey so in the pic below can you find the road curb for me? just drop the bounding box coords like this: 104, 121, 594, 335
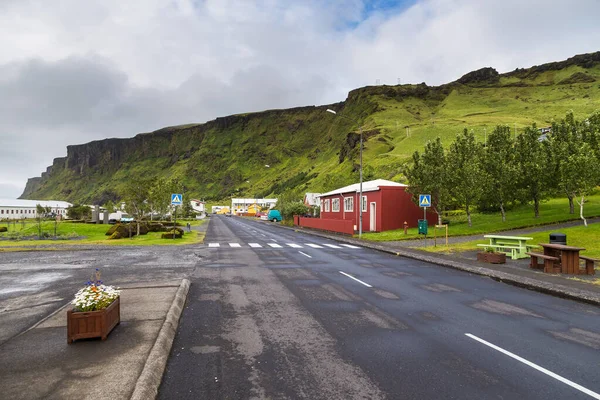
279, 224, 600, 306
130, 278, 191, 400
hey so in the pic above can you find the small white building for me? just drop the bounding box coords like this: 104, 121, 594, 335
231, 198, 277, 214
0, 199, 72, 220
190, 199, 206, 214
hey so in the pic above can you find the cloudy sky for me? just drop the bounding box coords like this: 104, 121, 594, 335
1, 0, 599, 199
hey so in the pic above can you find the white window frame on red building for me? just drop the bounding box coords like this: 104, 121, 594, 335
332, 198, 340, 212
344, 197, 353, 212
324, 199, 330, 212
362, 195, 367, 212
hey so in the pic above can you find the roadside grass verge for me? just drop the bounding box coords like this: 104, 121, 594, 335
418, 222, 600, 258
361, 194, 600, 242
0, 220, 206, 247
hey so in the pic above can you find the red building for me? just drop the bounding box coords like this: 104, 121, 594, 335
295, 179, 436, 234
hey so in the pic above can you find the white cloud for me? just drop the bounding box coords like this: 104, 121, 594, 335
1, 0, 599, 199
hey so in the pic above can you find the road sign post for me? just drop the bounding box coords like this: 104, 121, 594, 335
171, 194, 183, 240
418, 194, 431, 237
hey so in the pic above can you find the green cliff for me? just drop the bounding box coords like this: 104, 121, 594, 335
21, 51, 600, 203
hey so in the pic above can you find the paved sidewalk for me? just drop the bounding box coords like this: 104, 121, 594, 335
0, 279, 189, 400
279, 222, 600, 306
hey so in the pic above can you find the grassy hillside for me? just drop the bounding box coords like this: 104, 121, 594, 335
22, 52, 600, 204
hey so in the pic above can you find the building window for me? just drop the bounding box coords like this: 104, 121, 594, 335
332, 198, 340, 212
11, 210, 14, 214
362, 196, 367, 212
324, 199, 330, 212
344, 197, 353, 212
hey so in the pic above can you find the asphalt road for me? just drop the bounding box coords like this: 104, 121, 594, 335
158, 215, 600, 400
1, 218, 598, 399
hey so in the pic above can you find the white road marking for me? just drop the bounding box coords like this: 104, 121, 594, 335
271, 239, 278, 242
208, 243, 220, 248
267, 243, 282, 248
229, 243, 241, 248
465, 333, 600, 399
248, 243, 262, 248
299, 251, 312, 258
324, 244, 342, 249
306, 244, 323, 248
287, 243, 303, 248
339, 271, 373, 288
341, 244, 360, 249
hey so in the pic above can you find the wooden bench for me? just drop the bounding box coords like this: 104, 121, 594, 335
526, 252, 560, 273
579, 255, 598, 275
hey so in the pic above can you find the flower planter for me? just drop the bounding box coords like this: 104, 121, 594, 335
477, 251, 506, 264
67, 296, 120, 344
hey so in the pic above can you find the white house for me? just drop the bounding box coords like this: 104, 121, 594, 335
190, 199, 206, 214
231, 198, 277, 214
0, 199, 72, 220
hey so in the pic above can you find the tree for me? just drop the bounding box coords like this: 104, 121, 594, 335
404, 138, 449, 224
549, 113, 579, 214
35, 204, 52, 238
148, 178, 179, 220
281, 202, 309, 220
561, 143, 600, 226
120, 177, 152, 235
514, 125, 554, 218
481, 125, 518, 222
67, 204, 92, 220
447, 129, 484, 227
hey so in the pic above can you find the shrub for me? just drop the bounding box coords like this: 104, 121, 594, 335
0, 227, 7, 232
161, 228, 184, 239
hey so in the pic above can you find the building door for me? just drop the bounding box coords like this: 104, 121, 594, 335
370, 202, 376, 232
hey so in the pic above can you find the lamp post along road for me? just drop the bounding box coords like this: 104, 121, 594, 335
326, 109, 363, 238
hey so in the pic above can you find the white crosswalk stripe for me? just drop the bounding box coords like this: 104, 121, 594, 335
206, 242, 358, 249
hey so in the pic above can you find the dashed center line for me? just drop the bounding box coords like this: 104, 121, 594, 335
208, 243, 220, 247
299, 251, 312, 258
267, 243, 282, 248
229, 243, 241, 248
248, 243, 262, 248
324, 244, 342, 249
306, 244, 323, 248
465, 333, 600, 399
339, 271, 373, 288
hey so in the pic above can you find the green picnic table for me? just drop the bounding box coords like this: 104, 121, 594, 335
477, 234, 539, 260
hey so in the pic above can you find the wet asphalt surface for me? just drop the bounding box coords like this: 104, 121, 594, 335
158, 216, 600, 400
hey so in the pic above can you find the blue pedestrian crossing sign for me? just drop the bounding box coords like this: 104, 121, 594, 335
419, 194, 431, 207
171, 193, 183, 206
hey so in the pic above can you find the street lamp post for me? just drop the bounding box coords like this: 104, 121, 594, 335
326, 109, 363, 239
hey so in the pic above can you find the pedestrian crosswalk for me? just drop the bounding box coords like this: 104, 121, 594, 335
206, 242, 360, 249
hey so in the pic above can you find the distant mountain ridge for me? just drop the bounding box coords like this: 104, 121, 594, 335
22, 51, 600, 204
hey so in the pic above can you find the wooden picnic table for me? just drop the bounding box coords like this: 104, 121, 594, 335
478, 235, 537, 260
538, 243, 586, 275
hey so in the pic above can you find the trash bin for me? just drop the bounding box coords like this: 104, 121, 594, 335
418, 219, 428, 235
549, 232, 566, 245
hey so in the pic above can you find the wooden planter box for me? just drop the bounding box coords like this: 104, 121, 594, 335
67, 297, 120, 344
477, 251, 506, 264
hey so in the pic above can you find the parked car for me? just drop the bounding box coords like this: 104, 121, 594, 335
267, 209, 282, 222
225, 212, 232, 217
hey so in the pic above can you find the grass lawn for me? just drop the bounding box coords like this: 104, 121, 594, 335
0, 219, 207, 247
420, 222, 600, 258
361, 193, 600, 242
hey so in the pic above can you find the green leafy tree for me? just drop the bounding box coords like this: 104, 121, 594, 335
404, 138, 449, 224
120, 177, 152, 235
447, 129, 484, 227
66, 204, 91, 220
35, 204, 51, 238
549, 113, 580, 214
481, 126, 518, 222
515, 125, 554, 218
149, 178, 179, 220
281, 201, 309, 220
561, 143, 600, 226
